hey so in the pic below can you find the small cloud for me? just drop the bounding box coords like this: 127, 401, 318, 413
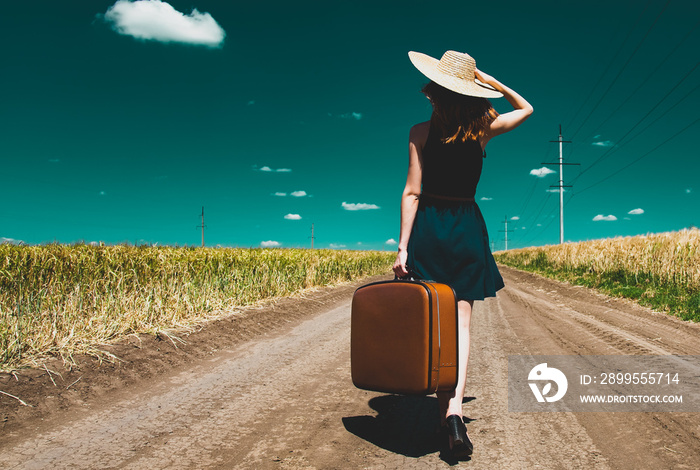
593, 214, 617, 221
521, 226, 526, 230
290, 190, 307, 197
284, 213, 302, 220
536, 223, 542, 227
329, 243, 346, 249
510, 216, 520, 221
1, 237, 24, 245
628, 208, 644, 215
337, 112, 363, 120
261, 240, 280, 248
273, 192, 287, 197
48, 158, 60, 163
100, 191, 106, 196
257, 166, 292, 173
530, 167, 556, 177
385, 238, 397, 245
592, 140, 614, 147
480, 196, 493, 201
101, 0, 226, 48
247, 100, 255, 105
686, 188, 692, 194
594, 134, 602, 139
342, 202, 380, 211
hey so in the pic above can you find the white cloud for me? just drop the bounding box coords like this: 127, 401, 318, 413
530, 167, 556, 177
593, 214, 617, 221
536, 223, 542, 227
337, 112, 363, 120
329, 243, 346, 249
480, 196, 493, 201
102, 0, 225, 48
247, 100, 255, 105
48, 158, 60, 163
686, 188, 692, 194
1, 237, 24, 245
284, 213, 302, 220
385, 238, 398, 245
258, 166, 291, 173
99, 191, 106, 196
592, 140, 614, 147
273, 192, 287, 197
261, 240, 280, 248
628, 208, 644, 215
594, 134, 602, 139
510, 216, 520, 221
291, 190, 307, 197
342, 202, 380, 211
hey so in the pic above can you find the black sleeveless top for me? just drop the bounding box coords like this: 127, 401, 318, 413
420, 120, 485, 199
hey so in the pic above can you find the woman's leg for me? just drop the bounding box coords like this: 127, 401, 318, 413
438, 299, 474, 421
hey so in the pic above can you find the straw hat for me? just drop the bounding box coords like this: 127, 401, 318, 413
408, 50, 503, 99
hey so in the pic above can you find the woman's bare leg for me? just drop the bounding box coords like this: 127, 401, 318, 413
437, 299, 473, 422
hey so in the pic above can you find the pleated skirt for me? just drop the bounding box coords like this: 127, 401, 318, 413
407, 197, 504, 301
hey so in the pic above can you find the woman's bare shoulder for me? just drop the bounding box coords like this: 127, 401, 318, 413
409, 121, 430, 146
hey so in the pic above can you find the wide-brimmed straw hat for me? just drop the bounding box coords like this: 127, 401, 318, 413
408, 50, 503, 99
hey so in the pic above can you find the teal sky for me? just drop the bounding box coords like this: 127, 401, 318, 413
2, 0, 698, 250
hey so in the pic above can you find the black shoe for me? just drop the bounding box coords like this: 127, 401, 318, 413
445, 414, 473, 458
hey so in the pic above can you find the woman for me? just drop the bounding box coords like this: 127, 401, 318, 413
393, 50, 533, 458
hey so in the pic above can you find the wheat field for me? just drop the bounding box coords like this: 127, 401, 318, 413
494, 228, 700, 322
0, 244, 394, 370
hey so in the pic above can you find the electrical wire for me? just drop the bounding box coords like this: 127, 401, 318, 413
570, 0, 671, 141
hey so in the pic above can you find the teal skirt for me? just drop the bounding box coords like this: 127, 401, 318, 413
407, 196, 504, 301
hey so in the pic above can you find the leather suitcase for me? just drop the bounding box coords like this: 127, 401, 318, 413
351, 279, 458, 395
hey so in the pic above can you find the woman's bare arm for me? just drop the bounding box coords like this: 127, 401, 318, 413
392, 122, 426, 277
476, 69, 533, 142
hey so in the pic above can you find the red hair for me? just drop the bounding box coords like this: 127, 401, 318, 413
422, 81, 498, 143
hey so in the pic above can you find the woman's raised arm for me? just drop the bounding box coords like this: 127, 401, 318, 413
476, 69, 533, 141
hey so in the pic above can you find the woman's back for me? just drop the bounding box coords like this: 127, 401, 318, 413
420, 120, 485, 199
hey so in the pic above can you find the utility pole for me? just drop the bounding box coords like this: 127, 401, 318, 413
542, 125, 578, 244
310, 223, 315, 249
499, 216, 514, 251
196, 206, 206, 247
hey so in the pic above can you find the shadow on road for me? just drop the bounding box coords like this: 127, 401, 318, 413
343, 394, 476, 465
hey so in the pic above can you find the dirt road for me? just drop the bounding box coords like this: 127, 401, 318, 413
2, 267, 700, 469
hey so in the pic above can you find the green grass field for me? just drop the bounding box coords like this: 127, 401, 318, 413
0, 244, 394, 370
494, 228, 700, 323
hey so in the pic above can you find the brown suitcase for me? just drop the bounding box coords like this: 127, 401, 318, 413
351, 279, 458, 395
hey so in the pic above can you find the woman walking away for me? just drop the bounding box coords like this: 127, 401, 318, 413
393, 50, 533, 459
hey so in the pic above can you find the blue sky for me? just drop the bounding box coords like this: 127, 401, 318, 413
1, 0, 698, 250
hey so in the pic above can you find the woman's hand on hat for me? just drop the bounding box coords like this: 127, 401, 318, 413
474, 68, 495, 85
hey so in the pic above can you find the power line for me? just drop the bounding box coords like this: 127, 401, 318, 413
542, 126, 578, 244
196, 206, 206, 247
499, 216, 515, 251
575, 115, 700, 194
580, 17, 700, 144
570, 0, 671, 141
572, 60, 700, 183
564, 0, 654, 133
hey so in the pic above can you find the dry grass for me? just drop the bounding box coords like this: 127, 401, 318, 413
0, 244, 394, 370
494, 228, 700, 322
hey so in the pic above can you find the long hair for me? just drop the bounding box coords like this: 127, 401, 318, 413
422, 81, 498, 144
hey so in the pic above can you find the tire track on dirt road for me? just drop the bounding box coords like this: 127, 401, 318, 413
2, 267, 699, 469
